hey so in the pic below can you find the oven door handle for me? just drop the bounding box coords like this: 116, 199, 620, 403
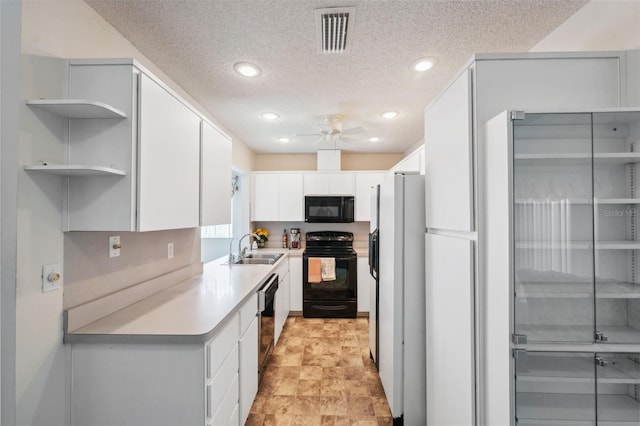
258, 273, 278, 311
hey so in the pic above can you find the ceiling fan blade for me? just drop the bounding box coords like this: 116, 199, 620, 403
294, 133, 323, 137
312, 136, 329, 145
342, 126, 366, 135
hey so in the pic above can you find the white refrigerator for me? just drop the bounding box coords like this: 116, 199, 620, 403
368, 172, 426, 424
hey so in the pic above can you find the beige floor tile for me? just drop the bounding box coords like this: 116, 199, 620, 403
250, 318, 393, 426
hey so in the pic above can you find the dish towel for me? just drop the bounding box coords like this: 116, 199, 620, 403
308, 257, 322, 283
320, 258, 336, 281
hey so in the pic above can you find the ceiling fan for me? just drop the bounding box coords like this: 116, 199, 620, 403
295, 115, 366, 145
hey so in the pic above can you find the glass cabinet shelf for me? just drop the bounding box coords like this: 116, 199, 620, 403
517, 393, 638, 424
518, 326, 640, 343
516, 241, 640, 250
515, 282, 640, 299
514, 152, 640, 165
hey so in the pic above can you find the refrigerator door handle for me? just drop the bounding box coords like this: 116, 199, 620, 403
369, 229, 378, 279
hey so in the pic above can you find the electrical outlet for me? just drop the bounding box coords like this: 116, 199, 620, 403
109, 236, 121, 258
42, 264, 62, 293
167, 242, 174, 259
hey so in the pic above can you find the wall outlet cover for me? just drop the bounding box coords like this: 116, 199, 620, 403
42, 263, 62, 293
109, 236, 121, 258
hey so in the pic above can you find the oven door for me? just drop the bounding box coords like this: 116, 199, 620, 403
303, 253, 357, 300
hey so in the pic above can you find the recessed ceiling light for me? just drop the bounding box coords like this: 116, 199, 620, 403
412, 57, 437, 72
233, 62, 262, 77
368, 137, 381, 143
277, 137, 291, 143
261, 112, 280, 120
381, 111, 399, 119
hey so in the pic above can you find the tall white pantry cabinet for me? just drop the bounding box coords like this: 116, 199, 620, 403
424, 50, 640, 426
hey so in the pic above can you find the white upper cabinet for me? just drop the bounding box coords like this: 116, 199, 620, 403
252, 173, 280, 221
63, 59, 213, 231
303, 172, 354, 195
200, 120, 231, 226
137, 73, 200, 231
355, 172, 386, 221
390, 147, 424, 174
424, 69, 473, 232
279, 173, 304, 221
252, 173, 303, 221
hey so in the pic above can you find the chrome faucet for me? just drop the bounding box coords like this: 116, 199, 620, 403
238, 233, 260, 260
228, 237, 239, 264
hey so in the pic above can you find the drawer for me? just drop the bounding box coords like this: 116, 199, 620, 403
210, 345, 238, 416
212, 373, 239, 426
239, 293, 258, 336
206, 314, 239, 378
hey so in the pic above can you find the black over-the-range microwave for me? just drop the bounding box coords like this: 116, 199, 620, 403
304, 195, 354, 223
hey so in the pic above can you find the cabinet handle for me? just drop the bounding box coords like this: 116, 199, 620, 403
595, 357, 609, 367
206, 385, 211, 418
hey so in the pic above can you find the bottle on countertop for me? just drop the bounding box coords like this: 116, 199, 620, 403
282, 229, 288, 248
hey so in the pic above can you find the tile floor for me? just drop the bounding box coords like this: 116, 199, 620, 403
246, 316, 393, 426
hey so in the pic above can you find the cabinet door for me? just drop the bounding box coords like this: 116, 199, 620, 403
595, 352, 640, 424
425, 233, 475, 426
289, 257, 303, 311
356, 256, 371, 312
512, 112, 595, 344
138, 74, 201, 231
200, 121, 231, 226
252, 174, 279, 221
424, 69, 473, 231
279, 173, 303, 221
275, 271, 290, 344
239, 317, 258, 426
328, 173, 354, 195
515, 352, 595, 425
592, 111, 640, 344
355, 172, 386, 221
304, 173, 329, 195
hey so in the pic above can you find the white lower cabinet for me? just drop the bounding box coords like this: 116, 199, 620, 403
289, 256, 303, 311
275, 262, 291, 345
71, 294, 259, 426
356, 256, 371, 312
239, 316, 258, 425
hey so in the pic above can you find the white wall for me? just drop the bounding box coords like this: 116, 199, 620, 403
2, 2, 21, 424
531, 0, 640, 52
17, 1, 251, 425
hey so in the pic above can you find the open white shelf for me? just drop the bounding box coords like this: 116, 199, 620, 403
515, 152, 640, 165
515, 198, 640, 205
518, 325, 640, 343
25, 99, 127, 119
24, 164, 126, 176
517, 355, 640, 384
515, 281, 640, 299
516, 240, 640, 250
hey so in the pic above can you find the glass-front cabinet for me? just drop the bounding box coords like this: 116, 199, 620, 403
513, 111, 640, 344
514, 351, 640, 425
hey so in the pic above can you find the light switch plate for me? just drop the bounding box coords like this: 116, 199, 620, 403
109, 236, 121, 258
42, 263, 62, 293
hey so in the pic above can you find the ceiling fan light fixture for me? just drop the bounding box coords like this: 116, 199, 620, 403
412, 57, 437, 72
260, 112, 280, 120
381, 111, 399, 119
233, 62, 262, 77
368, 136, 381, 143
277, 137, 291, 143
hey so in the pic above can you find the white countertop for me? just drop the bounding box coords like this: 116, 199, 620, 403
65, 251, 288, 344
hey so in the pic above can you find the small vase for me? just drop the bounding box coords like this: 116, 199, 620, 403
257, 241, 266, 249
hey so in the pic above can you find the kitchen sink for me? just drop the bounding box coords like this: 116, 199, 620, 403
230, 252, 283, 265
243, 253, 284, 261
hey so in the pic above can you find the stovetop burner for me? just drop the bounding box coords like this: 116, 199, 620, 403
304, 231, 355, 253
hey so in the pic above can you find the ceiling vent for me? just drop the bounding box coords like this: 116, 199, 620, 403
315, 7, 356, 54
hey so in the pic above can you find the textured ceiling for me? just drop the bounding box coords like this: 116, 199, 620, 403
85, 0, 587, 154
